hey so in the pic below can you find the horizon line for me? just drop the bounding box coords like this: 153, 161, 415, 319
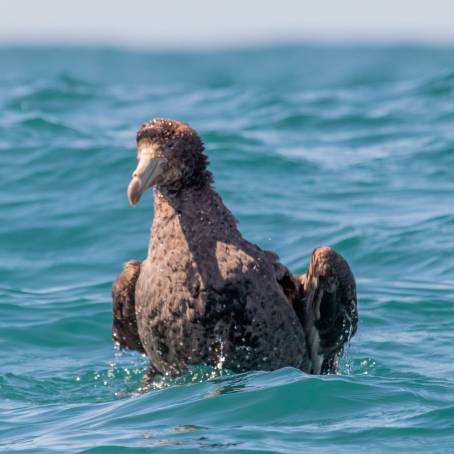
1, 37, 454, 53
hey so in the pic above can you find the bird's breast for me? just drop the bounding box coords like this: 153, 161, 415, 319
135, 237, 307, 374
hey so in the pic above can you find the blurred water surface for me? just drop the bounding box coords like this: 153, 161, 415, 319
1, 45, 454, 453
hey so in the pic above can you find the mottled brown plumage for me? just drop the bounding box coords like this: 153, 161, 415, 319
112, 260, 144, 352
112, 118, 358, 377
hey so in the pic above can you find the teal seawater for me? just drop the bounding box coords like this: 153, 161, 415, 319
1, 46, 454, 453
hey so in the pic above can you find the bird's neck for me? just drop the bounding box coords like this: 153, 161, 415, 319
151, 184, 240, 242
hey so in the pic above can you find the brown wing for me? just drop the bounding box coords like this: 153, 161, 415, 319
275, 246, 358, 375
112, 260, 145, 352
296, 246, 358, 374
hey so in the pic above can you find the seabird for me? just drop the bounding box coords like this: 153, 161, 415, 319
112, 118, 358, 377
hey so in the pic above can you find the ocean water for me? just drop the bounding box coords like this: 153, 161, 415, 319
1, 45, 454, 453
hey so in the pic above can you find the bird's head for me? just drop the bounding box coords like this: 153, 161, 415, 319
127, 118, 211, 206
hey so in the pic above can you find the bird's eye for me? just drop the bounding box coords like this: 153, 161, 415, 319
167, 142, 175, 148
